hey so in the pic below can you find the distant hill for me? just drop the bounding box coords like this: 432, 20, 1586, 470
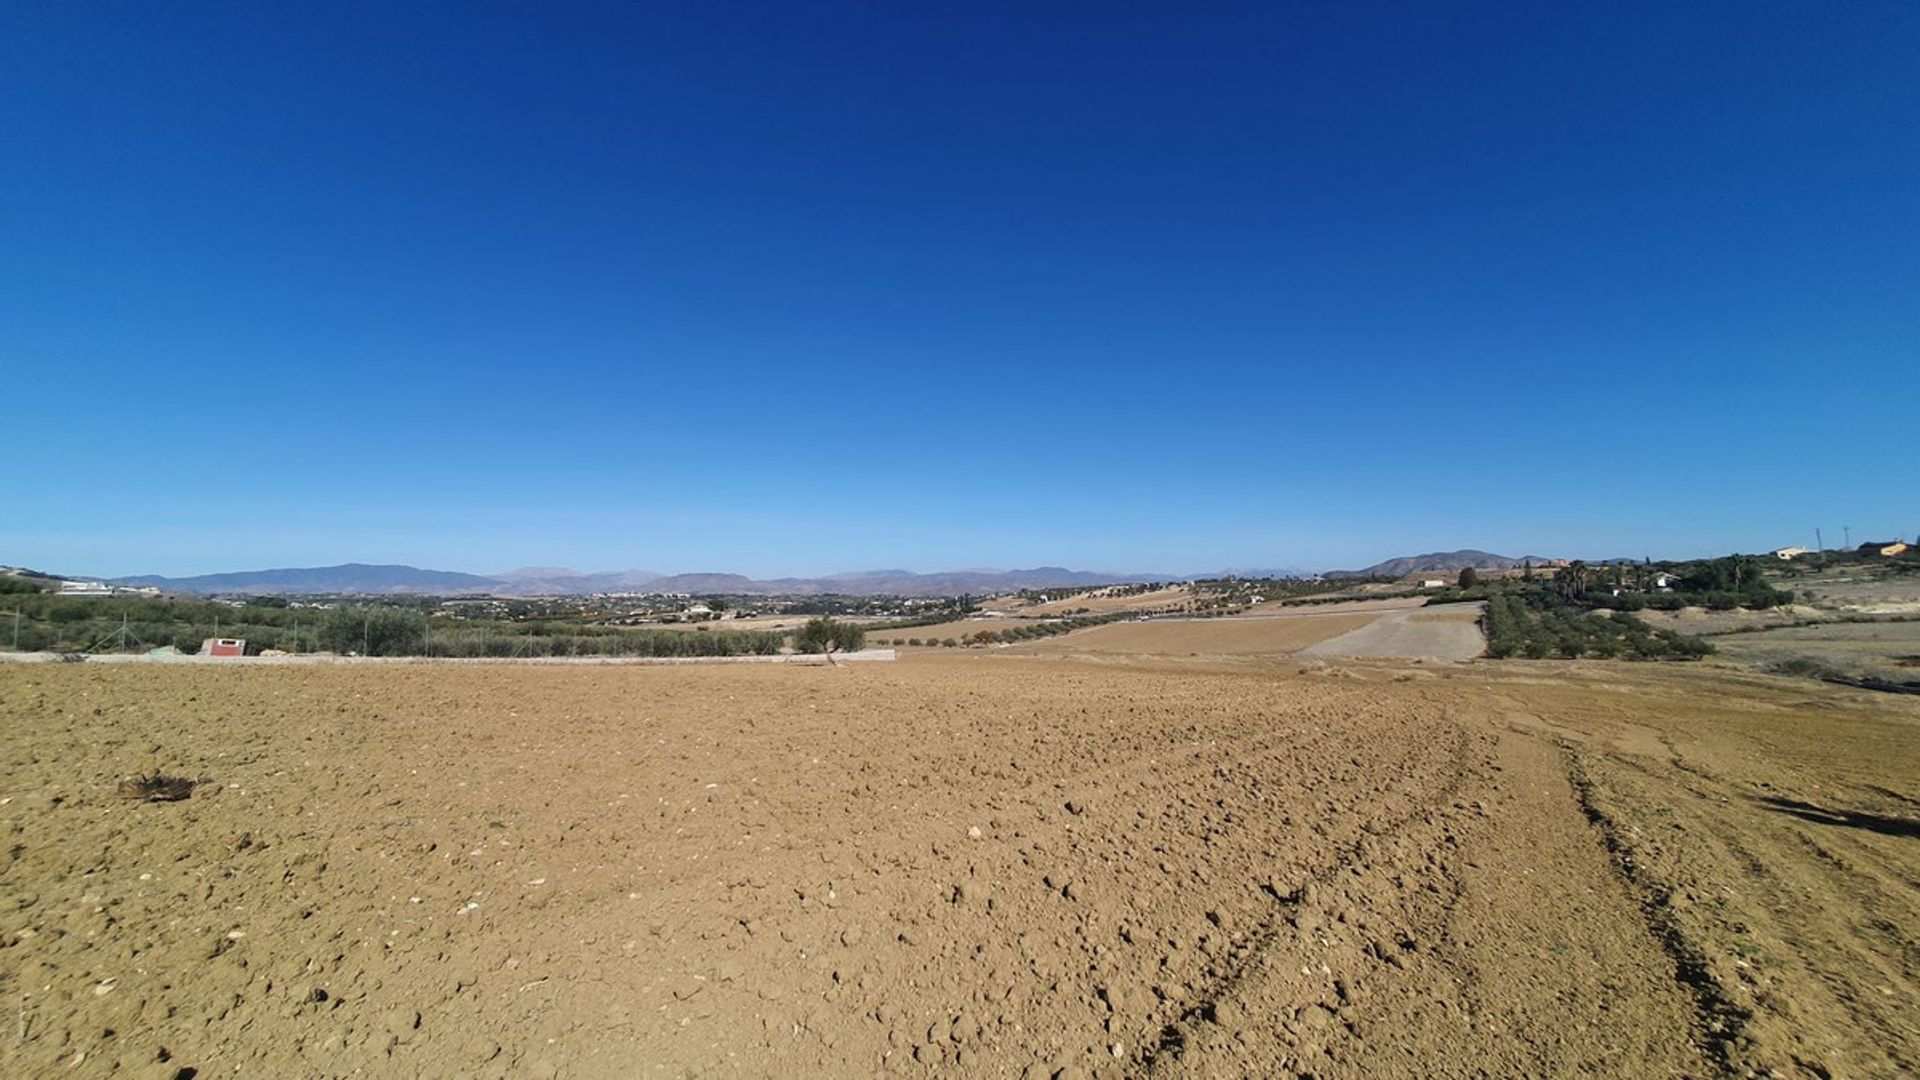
642, 572, 762, 594
114, 563, 501, 595
107, 563, 1153, 597
1325, 550, 1554, 579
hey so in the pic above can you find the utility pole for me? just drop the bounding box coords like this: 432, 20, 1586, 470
1815, 527, 1824, 553
292, 618, 300, 655
364, 611, 371, 657
10, 609, 18, 650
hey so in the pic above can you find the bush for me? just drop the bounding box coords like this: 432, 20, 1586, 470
1767, 656, 1845, 681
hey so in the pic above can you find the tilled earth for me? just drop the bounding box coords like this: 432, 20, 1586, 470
0, 656, 1915, 1078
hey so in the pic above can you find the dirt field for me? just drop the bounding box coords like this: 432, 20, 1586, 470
1010, 613, 1382, 657
1012, 601, 1479, 662
1785, 567, 1920, 616
3, 657, 1916, 1078
1295, 603, 1485, 662
1705, 620, 1920, 684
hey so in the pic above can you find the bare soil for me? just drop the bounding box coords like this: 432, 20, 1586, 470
2, 657, 1915, 1078
1011, 613, 1381, 657
1706, 620, 1920, 684
1295, 603, 1485, 662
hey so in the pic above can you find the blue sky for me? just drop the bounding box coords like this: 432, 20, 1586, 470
4, 3, 1915, 578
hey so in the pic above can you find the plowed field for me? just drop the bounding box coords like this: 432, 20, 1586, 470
2, 657, 1914, 1078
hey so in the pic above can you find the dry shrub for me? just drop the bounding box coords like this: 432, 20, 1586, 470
118, 774, 197, 802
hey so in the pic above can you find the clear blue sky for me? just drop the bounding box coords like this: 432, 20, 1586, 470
4, 3, 1915, 578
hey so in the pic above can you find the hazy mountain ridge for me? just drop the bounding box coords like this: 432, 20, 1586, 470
100, 552, 1576, 596
108, 563, 1156, 597
113, 563, 500, 595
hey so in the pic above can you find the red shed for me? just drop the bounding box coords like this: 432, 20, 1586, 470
201, 638, 246, 658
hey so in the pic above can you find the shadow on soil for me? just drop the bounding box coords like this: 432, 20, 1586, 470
1755, 796, 1920, 839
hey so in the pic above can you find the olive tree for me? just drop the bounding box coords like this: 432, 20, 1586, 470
794, 616, 866, 657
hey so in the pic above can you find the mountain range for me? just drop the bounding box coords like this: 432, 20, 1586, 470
100, 550, 1557, 597
109, 563, 1158, 598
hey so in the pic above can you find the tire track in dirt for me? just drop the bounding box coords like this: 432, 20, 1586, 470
1138, 717, 1482, 1075
1558, 743, 1750, 1077
1497, 672, 1920, 1080
1143, 691, 1709, 1078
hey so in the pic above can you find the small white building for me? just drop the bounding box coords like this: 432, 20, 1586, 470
1420, 579, 1446, 589
1773, 547, 1811, 560
57, 580, 113, 596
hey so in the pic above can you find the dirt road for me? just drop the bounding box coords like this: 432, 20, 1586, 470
1, 657, 1913, 1078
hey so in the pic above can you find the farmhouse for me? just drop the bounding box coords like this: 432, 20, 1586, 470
1772, 546, 1811, 560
